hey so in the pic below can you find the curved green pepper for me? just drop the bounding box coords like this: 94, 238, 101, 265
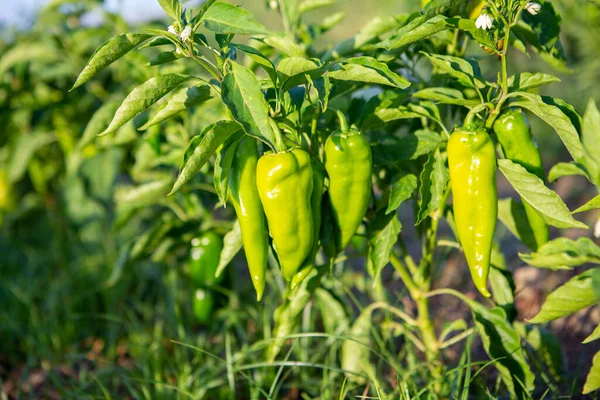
189, 231, 224, 288
257, 148, 314, 281
324, 128, 372, 252
448, 127, 497, 298
229, 136, 268, 301
193, 288, 215, 324
493, 108, 549, 250
290, 160, 325, 289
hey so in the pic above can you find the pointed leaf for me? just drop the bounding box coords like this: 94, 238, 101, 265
386, 173, 417, 214
573, 195, 600, 214
101, 74, 194, 135
507, 72, 561, 92
216, 220, 242, 278
519, 237, 600, 270
499, 159, 588, 229
510, 93, 586, 163
221, 62, 277, 147
329, 56, 410, 89
377, 15, 448, 50
203, 2, 269, 35
548, 162, 590, 182
528, 268, 600, 323
583, 324, 600, 344
140, 84, 215, 130
584, 351, 600, 394
368, 213, 401, 281
497, 198, 539, 251
72, 32, 153, 90
170, 121, 242, 194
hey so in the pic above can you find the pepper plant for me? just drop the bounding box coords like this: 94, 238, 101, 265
69, 0, 600, 397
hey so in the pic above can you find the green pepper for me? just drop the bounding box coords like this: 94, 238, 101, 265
493, 108, 549, 250
189, 231, 224, 288
324, 122, 372, 252
193, 288, 215, 324
257, 148, 314, 281
290, 160, 325, 289
448, 127, 497, 298
229, 136, 268, 301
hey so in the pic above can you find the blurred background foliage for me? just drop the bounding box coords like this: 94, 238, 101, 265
0, 0, 599, 398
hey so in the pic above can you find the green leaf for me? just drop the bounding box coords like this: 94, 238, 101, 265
583, 324, 600, 344
101, 74, 194, 136
8, 132, 56, 183
515, 323, 564, 384
548, 162, 590, 182
215, 220, 242, 278
507, 72, 561, 92
422, 0, 464, 17
213, 132, 242, 204
72, 32, 153, 90
140, 84, 214, 130
519, 238, 600, 270
584, 351, 600, 394
368, 213, 401, 282
377, 15, 448, 50
386, 174, 417, 214
277, 57, 323, 92
170, 121, 242, 195
582, 99, 600, 181
323, 14, 402, 61
158, 0, 181, 20
329, 56, 410, 89
509, 92, 585, 163
341, 306, 373, 381
498, 159, 588, 229
422, 52, 485, 89
466, 301, 535, 399
0, 42, 60, 74
529, 268, 600, 324
489, 264, 517, 322
77, 101, 122, 151
446, 18, 494, 49
116, 178, 172, 211
203, 2, 269, 35
416, 148, 448, 225
191, 0, 217, 28
497, 198, 539, 252
148, 51, 181, 66
371, 130, 441, 165
363, 103, 441, 128
413, 87, 478, 107
263, 36, 304, 58
221, 62, 277, 148
573, 195, 600, 214
231, 43, 277, 84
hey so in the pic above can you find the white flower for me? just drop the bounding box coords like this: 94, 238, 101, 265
168, 24, 178, 35
269, 0, 278, 9
595, 218, 600, 238
475, 13, 493, 30
175, 47, 183, 55
525, 2, 542, 15
179, 25, 192, 42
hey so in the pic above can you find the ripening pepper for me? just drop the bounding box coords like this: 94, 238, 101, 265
193, 288, 215, 324
229, 136, 268, 301
0, 168, 14, 212
257, 148, 314, 281
324, 127, 372, 252
493, 108, 549, 250
448, 127, 497, 298
290, 160, 325, 289
189, 231, 224, 288
468, 0, 485, 19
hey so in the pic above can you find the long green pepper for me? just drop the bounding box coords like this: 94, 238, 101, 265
229, 136, 268, 301
493, 108, 549, 250
257, 149, 314, 281
290, 160, 325, 289
448, 127, 497, 298
325, 121, 372, 252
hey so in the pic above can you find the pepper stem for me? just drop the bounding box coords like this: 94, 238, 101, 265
334, 109, 349, 132
269, 118, 287, 153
